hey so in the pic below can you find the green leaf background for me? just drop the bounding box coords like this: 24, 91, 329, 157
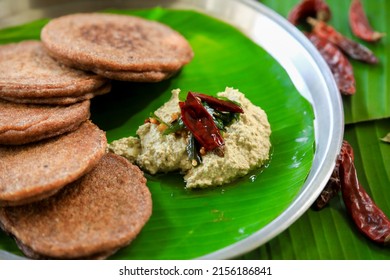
0, 8, 315, 259
250, 0, 390, 260
1, 0, 388, 260
261, 0, 390, 124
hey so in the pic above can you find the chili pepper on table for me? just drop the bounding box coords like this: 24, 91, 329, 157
312, 160, 341, 210
288, 0, 331, 25
179, 92, 225, 155
313, 141, 354, 209
307, 17, 378, 64
306, 33, 356, 95
349, 0, 385, 43
339, 140, 390, 245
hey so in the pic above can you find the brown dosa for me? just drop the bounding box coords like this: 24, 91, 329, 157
0, 120, 107, 206
41, 13, 194, 82
0, 153, 152, 259
0, 100, 90, 145
0, 40, 110, 101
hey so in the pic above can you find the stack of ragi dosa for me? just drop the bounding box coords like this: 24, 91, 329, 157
0, 12, 193, 259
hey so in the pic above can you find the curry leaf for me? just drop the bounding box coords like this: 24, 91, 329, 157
186, 133, 202, 166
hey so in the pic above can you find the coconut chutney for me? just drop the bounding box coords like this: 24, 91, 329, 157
109, 87, 271, 188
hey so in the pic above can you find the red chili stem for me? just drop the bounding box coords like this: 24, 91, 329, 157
339, 141, 390, 245
308, 17, 378, 64
191, 92, 244, 113
349, 0, 385, 42
288, 0, 331, 25
306, 33, 356, 95
179, 92, 224, 152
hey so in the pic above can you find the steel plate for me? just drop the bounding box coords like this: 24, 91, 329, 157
0, 0, 343, 260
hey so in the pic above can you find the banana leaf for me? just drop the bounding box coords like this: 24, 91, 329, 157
248, 118, 390, 260
0, 8, 315, 259
248, 0, 390, 260
260, 0, 390, 124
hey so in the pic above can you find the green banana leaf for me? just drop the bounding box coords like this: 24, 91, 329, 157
261, 0, 390, 124
0, 8, 315, 259
248, 118, 390, 260
249, 0, 390, 260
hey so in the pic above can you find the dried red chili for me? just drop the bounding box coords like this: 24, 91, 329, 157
312, 161, 341, 210
288, 0, 331, 25
179, 92, 224, 153
191, 92, 244, 113
349, 0, 385, 42
308, 18, 378, 64
313, 141, 354, 209
339, 140, 390, 245
306, 33, 356, 95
